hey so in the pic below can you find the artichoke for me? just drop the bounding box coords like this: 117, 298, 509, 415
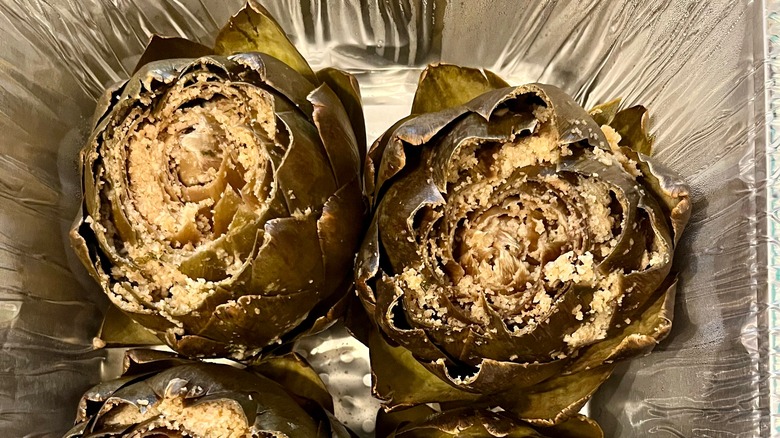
355, 64, 691, 424
64, 349, 355, 438
70, 1, 366, 360
377, 406, 603, 438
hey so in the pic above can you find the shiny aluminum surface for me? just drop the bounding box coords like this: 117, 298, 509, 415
0, 0, 773, 436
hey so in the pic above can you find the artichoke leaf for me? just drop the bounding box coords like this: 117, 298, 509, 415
165, 332, 238, 360
94, 304, 162, 348
365, 116, 415, 203
374, 274, 452, 362
374, 106, 467, 198
230, 52, 316, 118
496, 365, 615, 426
565, 277, 677, 375
122, 349, 191, 375
587, 98, 621, 126
309, 83, 363, 187
134, 35, 213, 73
69, 213, 105, 284
540, 415, 604, 438
214, 0, 316, 83
212, 187, 243, 237
323, 410, 359, 438
316, 67, 368, 157
610, 106, 653, 155
205, 292, 314, 343
251, 352, 334, 412
618, 194, 675, 313
375, 402, 438, 437
369, 327, 480, 410
90, 81, 126, 130
382, 407, 603, 438
412, 63, 510, 115
249, 213, 325, 295
317, 179, 367, 293
300, 276, 354, 338
627, 149, 692, 244
376, 166, 446, 274
275, 111, 339, 212
355, 213, 382, 308
422, 356, 568, 395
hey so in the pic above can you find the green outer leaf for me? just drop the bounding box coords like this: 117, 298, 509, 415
610, 106, 653, 155
214, 0, 316, 83
193, 291, 312, 345
251, 352, 334, 412
369, 328, 480, 410
627, 149, 692, 245
316, 178, 367, 298
565, 277, 677, 375
316, 68, 368, 161
274, 111, 339, 213
540, 415, 604, 438
411, 63, 509, 114
376, 404, 438, 437
133, 35, 213, 73
309, 83, 363, 188
497, 365, 615, 426
382, 408, 603, 438
249, 213, 325, 296
94, 304, 162, 348
587, 98, 621, 126
422, 356, 567, 395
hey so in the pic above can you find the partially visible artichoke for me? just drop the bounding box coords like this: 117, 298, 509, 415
356, 64, 691, 424
70, 1, 366, 360
378, 406, 603, 438
64, 349, 355, 438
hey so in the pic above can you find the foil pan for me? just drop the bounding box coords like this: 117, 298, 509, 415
0, 0, 773, 436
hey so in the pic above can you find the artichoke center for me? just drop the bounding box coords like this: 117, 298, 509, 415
404, 111, 625, 338
455, 202, 569, 289
100, 77, 279, 310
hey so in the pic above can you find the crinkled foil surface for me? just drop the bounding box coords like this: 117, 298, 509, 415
0, 0, 774, 436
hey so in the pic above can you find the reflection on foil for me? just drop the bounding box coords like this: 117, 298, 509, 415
296, 324, 382, 438
0, 300, 21, 324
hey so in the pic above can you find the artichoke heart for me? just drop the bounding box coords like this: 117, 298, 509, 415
71, 1, 366, 361
356, 63, 691, 425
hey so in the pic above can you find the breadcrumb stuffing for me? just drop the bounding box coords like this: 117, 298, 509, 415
599, 125, 641, 177
102, 394, 256, 438
563, 272, 622, 349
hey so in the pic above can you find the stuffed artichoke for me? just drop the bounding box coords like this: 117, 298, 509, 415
63, 349, 355, 438
356, 64, 691, 424
378, 406, 603, 438
70, 1, 366, 360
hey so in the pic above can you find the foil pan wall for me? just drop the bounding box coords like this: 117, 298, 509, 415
0, 0, 771, 436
